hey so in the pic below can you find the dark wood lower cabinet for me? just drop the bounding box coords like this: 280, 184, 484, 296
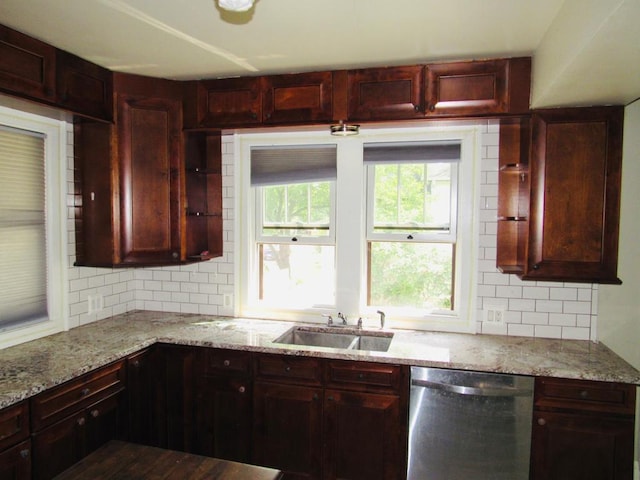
530, 376, 636, 480
323, 390, 405, 480
32, 392, 125, 480
531, 410, 634, 480
0, 439, 31, 479
127, 347, 166, 447
253, 382, 323, 480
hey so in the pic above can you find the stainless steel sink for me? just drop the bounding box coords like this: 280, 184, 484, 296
273, 326, 394, 352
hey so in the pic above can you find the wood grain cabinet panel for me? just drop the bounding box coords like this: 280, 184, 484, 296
0, 402, 30, 480
0, 24, 56, 102
531, 377, 636, 480
56, 50, 113, 121
525, 106, 623, 283
0, 439, 31, 480
195, 77, 262, 127
425, 57, 530, 116
347, 66, 424, 120
263, 71, 333, 124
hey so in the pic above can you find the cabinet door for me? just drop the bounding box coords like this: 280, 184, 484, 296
253, 382, 322, 480
0, 439, 31, 480
196, 77, 262, 127
0, 24, 56, 102
263, 71, 333, 124
425, 59, 510, 116
195, 375, 252, 462
526, 107, 624, 283
117, 94, 184, 265
84, 392, 126, 455
323, 390, 405, 480
127, 348, 166, 447
161, 345, 197, 452
348, 66, 424, 120
32, 412, 85, 480
531, 411, 634, 480
56, 50, 113, 121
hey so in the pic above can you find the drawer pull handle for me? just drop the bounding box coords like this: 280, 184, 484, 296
223, 360, 231, 367
90, 409, 100, 418
20, 449, 29, 459
81, 388, 90, 397
537, 418, 546, 426
77, 417, 86, 426
238, 386, 246, 394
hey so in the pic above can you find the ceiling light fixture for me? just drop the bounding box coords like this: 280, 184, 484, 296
330, 121, 360, 136
217, 0, 255, 12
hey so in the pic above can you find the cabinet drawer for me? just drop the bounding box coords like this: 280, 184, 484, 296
31, 361, 126, 431
326, 360, 403, 393
0, 438, 31, 480
0, 401, 29, 452
254, 355, 322, 385
535, 377, 635, 415
202, 349, 251, 376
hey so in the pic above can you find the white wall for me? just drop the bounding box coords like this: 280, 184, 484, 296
598, 99, 640, 370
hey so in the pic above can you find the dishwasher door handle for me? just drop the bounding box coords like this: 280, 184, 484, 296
411, 378, 533, 397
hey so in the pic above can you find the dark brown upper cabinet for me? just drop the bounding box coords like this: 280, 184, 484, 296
347, 65, 424, 121
192, 77, 262, 128
524, 106, 623, 284
425, 57, 530, 117
497, 107, 624, 284
0, 24, 56, 103
262, 71, 333, 124
75, 74, 186, 267
56, 50, 113, 122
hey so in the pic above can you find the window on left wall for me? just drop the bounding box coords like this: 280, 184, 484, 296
0, 105, 67, 349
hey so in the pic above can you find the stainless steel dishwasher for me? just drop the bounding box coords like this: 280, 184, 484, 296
408, 366, 534, 480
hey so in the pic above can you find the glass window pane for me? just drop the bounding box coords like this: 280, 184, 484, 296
260, 244, 335, 307
368, 242, 453, 310
261, 181, 331, 238
372, 162, 452, 235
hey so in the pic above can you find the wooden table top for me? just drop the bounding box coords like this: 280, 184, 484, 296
53, 441, 283, 480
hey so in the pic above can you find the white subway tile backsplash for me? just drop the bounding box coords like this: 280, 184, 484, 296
62, 124, 598, 340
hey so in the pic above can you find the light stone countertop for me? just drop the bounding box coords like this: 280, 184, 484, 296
0, 310, 638, 409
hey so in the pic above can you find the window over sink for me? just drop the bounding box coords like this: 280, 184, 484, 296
238, 125, 480, 332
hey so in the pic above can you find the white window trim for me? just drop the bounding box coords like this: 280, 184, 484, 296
236, 124, 480, 333
0, 105, 69, 349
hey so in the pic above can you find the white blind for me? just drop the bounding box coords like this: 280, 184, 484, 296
363, 141, 461, 163
251, 144, 337, 186
0, 127, 47, 328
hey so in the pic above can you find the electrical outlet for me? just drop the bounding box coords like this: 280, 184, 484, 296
87, 294, 104, 314
484, 305, 506, 326
223, 294, 233, 308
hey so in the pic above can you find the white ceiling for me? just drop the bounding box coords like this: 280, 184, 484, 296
1, 0, 638, 108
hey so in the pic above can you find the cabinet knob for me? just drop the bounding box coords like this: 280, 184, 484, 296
238, 386, 246, 394
313, 393, 319, 401
413, 104, 421, 113
429, 104, 435, 112
580, 390, 589, 398
90, 409, 100, 418
81, 388, 90, 397
77, 417, 86, 426
20, 449, 29, 459
532, 263, 540, 270
537, 417, 546, 426
223, 359, 231, 367
172, 251, 179, 259
132, 360, 140, 368
285, 366, 291, 372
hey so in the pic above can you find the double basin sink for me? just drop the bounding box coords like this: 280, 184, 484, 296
273, 325, 394, 352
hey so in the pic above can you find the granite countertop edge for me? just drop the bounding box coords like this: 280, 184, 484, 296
0, 310, 638, 409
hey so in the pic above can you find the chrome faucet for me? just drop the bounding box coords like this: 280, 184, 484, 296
337, 312, 348, 325
322, 314, 334, 326
376, 310, 386, 329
